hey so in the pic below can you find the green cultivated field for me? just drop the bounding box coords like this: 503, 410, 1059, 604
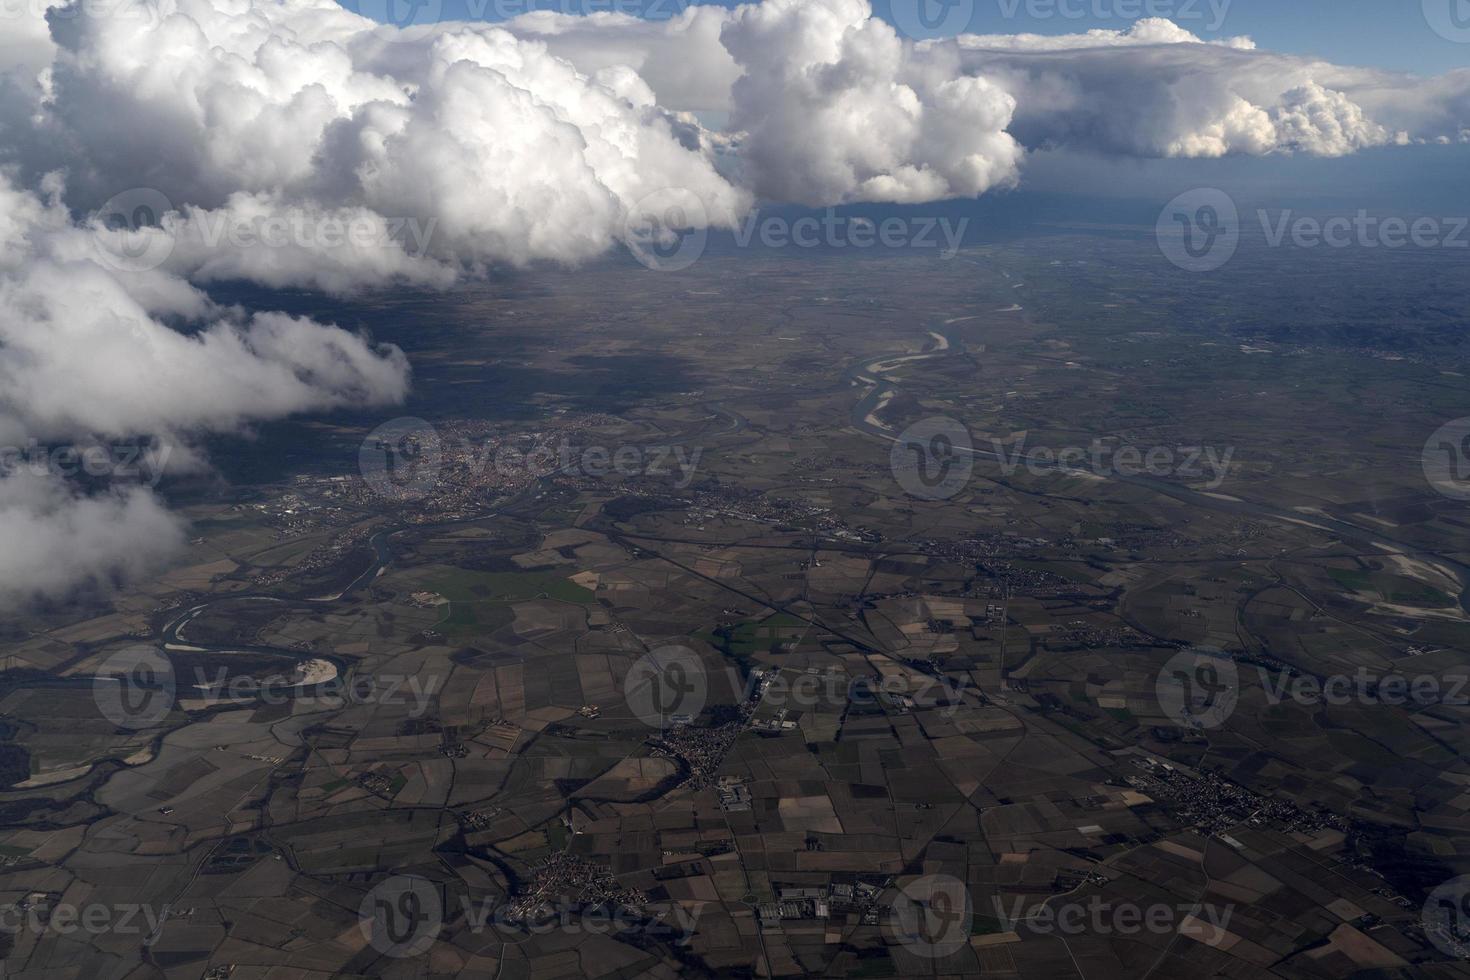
428, 568, 596, 605
422, 566, 596, 636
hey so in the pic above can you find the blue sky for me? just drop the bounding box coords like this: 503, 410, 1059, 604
379, 0, 1470, 75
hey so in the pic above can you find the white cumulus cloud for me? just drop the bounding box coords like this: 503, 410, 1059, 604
718, 0, 1023, 204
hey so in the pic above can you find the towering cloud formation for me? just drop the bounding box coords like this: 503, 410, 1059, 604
952, 21, 1400, 158
24, 0, 748, 269
6, 5, 1470, 267
718, 0, 1022, 204
0, 2, 1468, 605
516, 12, 1470, 163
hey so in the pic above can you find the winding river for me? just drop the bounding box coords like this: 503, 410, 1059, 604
848, 322, 1470, 615
142, 316, 1470, 674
